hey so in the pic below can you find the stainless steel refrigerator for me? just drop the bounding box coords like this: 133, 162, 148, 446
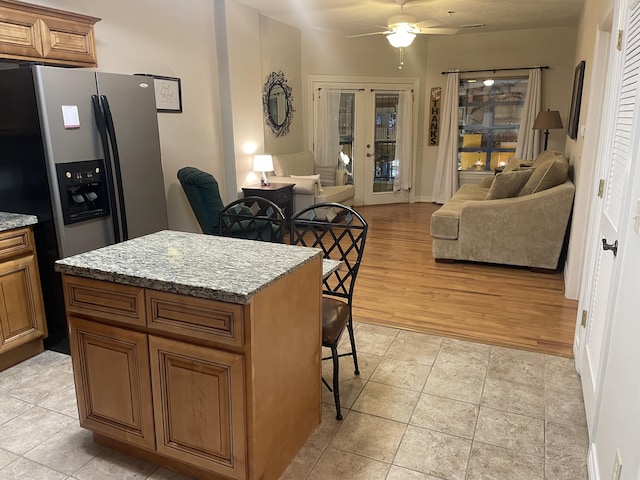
0, 65, 168, 351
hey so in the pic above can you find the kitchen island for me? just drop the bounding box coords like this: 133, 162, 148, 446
55, 230, 323, 480
0, 212, 47, 371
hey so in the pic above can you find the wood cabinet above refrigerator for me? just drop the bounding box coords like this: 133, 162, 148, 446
0, 0, 100, 67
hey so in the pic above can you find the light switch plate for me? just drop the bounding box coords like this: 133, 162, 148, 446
635, 199, 640, 235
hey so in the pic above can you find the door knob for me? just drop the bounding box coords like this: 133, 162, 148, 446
602, 238, 618, 257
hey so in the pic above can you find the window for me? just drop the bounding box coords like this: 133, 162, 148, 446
458, 77, 528, 172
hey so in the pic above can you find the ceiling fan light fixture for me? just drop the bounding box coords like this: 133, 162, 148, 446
387, 30, 416, 48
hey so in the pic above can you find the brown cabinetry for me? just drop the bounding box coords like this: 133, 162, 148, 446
63, 256, 321, 480
0, 226, 47, 370
0, 0, 100, 67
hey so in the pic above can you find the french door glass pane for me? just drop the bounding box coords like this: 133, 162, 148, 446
339, 93, 355, 185
374, 93, 399, 192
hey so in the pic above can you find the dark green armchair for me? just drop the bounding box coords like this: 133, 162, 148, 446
177, 167, 225, 235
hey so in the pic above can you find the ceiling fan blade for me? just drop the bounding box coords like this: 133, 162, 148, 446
346, 31, 390, 38
416, 27, 459, 35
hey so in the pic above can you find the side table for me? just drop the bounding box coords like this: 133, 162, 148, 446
241, 183, 295, 219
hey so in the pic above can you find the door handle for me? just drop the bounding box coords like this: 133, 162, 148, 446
366, 153, 374, 157
602, 238, 618, 257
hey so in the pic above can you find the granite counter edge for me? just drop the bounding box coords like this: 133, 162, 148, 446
55, 252, 322, 305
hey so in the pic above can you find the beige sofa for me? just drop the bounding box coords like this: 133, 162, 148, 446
430, 151, 575, 270
268, 151, 355, 212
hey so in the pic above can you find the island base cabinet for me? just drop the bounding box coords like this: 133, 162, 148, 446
149, 336, 246, 480
68, 316, 156, 451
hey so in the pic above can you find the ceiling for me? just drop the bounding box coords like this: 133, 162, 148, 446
234, 0, 585, 37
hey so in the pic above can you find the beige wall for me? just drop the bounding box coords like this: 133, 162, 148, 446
259, 16, 304, 155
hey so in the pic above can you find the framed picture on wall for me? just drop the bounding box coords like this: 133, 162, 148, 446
567, 60, 585, 139
135, 74, 183, 113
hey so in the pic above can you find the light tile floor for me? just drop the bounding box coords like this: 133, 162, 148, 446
0, 322, 588, 480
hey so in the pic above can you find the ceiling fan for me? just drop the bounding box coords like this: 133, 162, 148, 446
348, 0, 458, 48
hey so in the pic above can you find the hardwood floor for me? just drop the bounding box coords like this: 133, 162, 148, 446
352, 203, 578, 357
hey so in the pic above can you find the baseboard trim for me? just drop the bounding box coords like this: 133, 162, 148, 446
587, 442, 600, 480
415, 196, 433, 203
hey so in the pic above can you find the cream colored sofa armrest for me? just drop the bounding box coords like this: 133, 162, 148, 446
266, 176, 319, 195
335, 169, 348, 186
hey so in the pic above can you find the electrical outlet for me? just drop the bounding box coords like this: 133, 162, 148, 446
634, 199, 640, 235
613, 449, 622, 480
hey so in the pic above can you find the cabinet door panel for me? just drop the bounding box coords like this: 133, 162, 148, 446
0, 255, 46, 351
39, 15, 97, 66
0, 6, 43, 59
69, 316, 155, 450
149, 335, 246, 479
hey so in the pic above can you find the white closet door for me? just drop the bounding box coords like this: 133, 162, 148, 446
580, 0, 640, 430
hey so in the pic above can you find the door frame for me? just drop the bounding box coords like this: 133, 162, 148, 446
308, 75, 419, 205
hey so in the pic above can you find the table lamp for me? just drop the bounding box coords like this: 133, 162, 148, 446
533, 109, 563, 151
253, 154, 273, 186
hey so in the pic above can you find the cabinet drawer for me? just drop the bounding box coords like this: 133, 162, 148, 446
0, 228, 34, 261
274, 188, 292, 204
63, 276, 145, 327
146, 290, 245, 348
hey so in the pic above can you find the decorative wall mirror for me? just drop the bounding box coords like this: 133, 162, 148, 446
263, 71, 294, 137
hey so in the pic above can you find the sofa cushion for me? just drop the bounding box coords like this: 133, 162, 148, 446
519, 155, 569, 196
502, 157, 523, 174
486, 169, 533, 200
315, 165, 337, 187
532, 149, 564, 167
272, 151, 316, 176
291, 174, 323, 192
317, 184, 356, 205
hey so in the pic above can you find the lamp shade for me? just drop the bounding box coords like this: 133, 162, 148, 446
533, 110, 563, 130
253, 154, 273, 172
387, 30, 416, 48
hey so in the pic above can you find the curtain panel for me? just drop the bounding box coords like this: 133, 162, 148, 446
315, 89, 341, 166
432, 72, 460, 204
515, 68, 542, 159
395, 90, 413, 191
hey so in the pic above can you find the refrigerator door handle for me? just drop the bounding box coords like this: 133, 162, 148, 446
100, 94, 129, 241
91, 94, 121, 244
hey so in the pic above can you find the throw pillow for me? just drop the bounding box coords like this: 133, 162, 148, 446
314, 165, 337, 187
501, 157, 523, 174
519, 156, 569, 196
290, 174, 323, 192
485, 169, 533, 200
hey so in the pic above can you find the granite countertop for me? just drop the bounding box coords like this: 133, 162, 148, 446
0, 212, 38, 233
55, 230, 323, 304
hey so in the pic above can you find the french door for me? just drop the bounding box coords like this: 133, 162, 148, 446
311, 77, 417, 205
